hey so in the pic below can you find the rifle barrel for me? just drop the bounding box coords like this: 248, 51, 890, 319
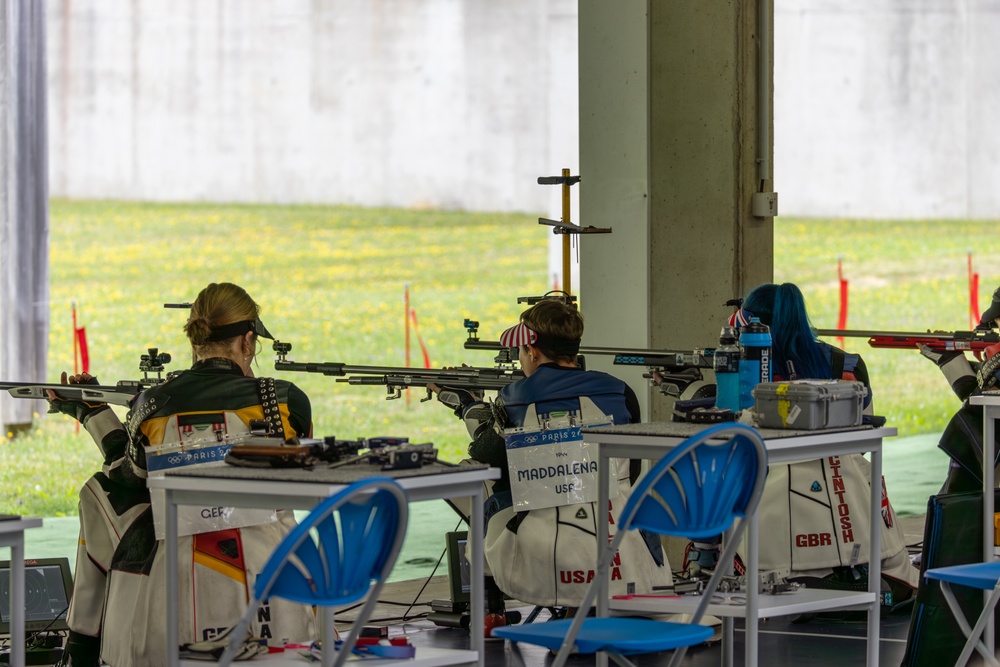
815, 329, 967, 339
465, 339, 698, 357
340, 373, 519, 390
277, 360, 521, 379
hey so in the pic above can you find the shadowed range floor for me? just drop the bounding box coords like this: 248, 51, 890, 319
349, 576, 916, 666
342, 514, 929, 666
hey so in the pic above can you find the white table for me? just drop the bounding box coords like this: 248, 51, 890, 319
970, 391, 1000, 654
1, 516, 43, 667
147, 463, 499, 667
581, 422, 894, 667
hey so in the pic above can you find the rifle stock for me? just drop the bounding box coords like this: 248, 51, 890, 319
1, 381, 145, 407
2, 347, 177, 410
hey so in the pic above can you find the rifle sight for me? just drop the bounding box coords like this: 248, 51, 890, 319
140, 348, 171, 369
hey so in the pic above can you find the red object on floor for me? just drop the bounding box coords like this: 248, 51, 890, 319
484, 612, 507, 637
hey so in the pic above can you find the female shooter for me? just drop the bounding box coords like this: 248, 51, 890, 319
734, 282, 918, 614
50, 282, 316, 667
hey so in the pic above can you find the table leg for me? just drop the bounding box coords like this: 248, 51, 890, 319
722, 617, 733, 667
867, 447, 882, 667
10, 535, 25, 667
744, 504, 760, 667
322, 608, 335, 667
166, 492, 179, 666
596, 454, 610, 667
984, 407, 996, 654
469, 484, 485, 666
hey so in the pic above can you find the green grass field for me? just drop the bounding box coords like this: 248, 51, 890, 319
1, 201, 997, 517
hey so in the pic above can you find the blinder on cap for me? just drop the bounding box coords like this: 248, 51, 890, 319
980, 287, 1000, 328
727, 308, 754, 330
499, 321, 538, 349
498, 321, 581, 357
206, 318, 275, 342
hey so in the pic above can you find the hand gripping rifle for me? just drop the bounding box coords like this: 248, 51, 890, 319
815, 327, 1000, 359
272, 341, 524, 401
1, 348, 175, 408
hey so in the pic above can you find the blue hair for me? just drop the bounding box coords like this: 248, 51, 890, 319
742, 283, 830, 380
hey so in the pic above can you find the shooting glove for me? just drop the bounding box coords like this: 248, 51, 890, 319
920, 344, 978, 399
47, 375, 112, 425
436, 387, 485, 419
919, 345, 964, 368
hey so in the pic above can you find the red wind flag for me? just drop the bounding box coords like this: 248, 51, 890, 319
73, 302, 90, 375
409, 309, 432, 369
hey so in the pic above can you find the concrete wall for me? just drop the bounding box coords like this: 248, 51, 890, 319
46, 0, 1000, 220
775, 0, 1000, 219
46, 0, 578, 215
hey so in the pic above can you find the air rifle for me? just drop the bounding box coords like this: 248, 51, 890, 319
612, 350, 716, 399
815, 328, 1000, 357
462, 317, 701, 363
462, 315, 716, 398
272, 341, 524, 401
1, 348, 175, 408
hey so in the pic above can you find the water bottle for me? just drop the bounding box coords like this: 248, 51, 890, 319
738, 317, 772, 410
713, 326, 740, 411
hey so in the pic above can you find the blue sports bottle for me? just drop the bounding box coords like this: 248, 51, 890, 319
738, 317, 772, 410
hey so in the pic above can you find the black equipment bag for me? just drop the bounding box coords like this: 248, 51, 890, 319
900, 488, 1000, 666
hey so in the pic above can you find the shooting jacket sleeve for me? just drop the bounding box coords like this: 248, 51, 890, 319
929, 350, 979, 401
83, 407, 130, 465
287, 382, 312, 437
460, 400, 491, 439
851, 354, 875, 416
467, 400, 510, 489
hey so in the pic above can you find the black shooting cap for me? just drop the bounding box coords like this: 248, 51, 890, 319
981, 287, 1000, 328
206, 318, 275, 342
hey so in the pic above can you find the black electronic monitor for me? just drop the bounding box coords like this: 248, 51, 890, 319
0, 557, 73, 635
445, 531, 471, 605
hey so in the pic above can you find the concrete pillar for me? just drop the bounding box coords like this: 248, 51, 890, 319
0, 0, 49, 432
579, 0, 773, 421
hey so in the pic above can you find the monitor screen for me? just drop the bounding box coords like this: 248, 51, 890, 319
0, 557, 73, 636
445, 531, 470, 604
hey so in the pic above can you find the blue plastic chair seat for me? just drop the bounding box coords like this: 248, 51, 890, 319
922, 560, 1000, 667
924, 561, 1000, 591
493, 618, 714, 655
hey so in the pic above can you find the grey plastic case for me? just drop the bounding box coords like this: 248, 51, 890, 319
751, 380, 867, 430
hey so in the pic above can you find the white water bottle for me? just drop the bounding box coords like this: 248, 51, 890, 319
713, 326, 740, 411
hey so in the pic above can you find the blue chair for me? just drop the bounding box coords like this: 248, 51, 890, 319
492, 421, 768, 667
923, 561, 1000, 667
217, 477, 409, 667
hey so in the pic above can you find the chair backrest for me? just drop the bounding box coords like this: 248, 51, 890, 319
619, 422, 767, 543
253, 476, 409, 607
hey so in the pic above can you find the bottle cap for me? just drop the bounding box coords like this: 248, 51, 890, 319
719, 325, 737, 343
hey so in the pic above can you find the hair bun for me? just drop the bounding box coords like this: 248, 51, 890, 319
184, 316, 214, 346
